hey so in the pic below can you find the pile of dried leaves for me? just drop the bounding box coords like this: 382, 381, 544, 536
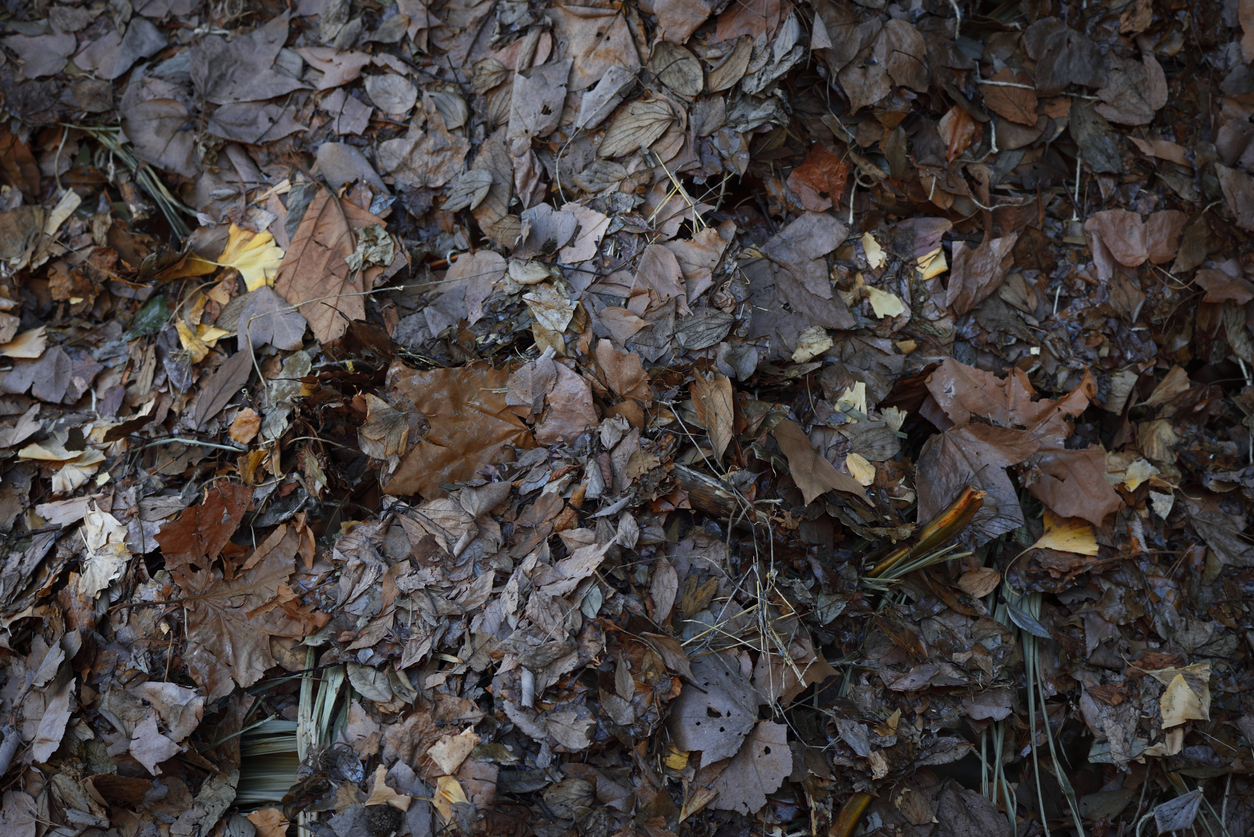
3, 0, 1254, 835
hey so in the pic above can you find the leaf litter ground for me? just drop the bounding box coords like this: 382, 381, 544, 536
2, 1, 1254, 836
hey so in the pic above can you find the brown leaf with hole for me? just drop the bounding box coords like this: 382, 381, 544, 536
706, 721, 792, 815
691, 372, 734, 462
274, 189, 392, 344
773, 419, 868, 505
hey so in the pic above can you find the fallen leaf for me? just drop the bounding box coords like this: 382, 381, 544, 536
774, 419, 868, 504
275, 189, 392, 344
1031, 510, 1099, 556
691, 372, 734, 461
706, 721, 792, 815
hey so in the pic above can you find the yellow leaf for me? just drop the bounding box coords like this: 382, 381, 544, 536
862, 232, 886, 268
185, 224, 286, 291
866, 286, 905, 319
917, 246, 948, 279
0, 326, 47, 359
1145, 662, 1210, 728
664, 745, 689, 770
364, 764, 412, 811
845, 452, 876, 486
1122, 457, 1160, 490
432, 775, 468, 822
176, 321, 231, 364
1031, 510, 1099, 555
218, 224, 285, 291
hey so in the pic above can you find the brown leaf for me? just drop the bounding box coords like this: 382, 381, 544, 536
982, 68, 1038, 126
194, 350, 253, 429
172, 524, 322, 700
786, 145, 849, 212
155, 483, 253, 573
773, 419, 868, 505
946, 233, 1019, 316
598, 99, 675, 159
274, 189, 391, 344
938, 106, 979, 163
239, 286, 308, 352
595, 339, 653, 403
651, 42, 703, 98
383, 363, 533, 499
535, 364, 597, 445
691, 372, 734, 462
1022, 18, 1107, 95
666, 652, 760, 762
1029, 448, 1124, 527
509, 60, 572, 145
1216, 164, 1254, 231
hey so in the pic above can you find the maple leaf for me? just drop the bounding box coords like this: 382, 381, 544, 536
171, 524, 325, 700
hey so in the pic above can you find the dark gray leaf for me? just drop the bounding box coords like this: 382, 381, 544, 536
1154, 790, 1203, 833
239, 287, 307, 351
194, 351, 253, 429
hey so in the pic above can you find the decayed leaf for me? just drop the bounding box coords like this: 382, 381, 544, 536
691, 372, 734, 461
79, 502, 131, 599
274, 189, 392, 343
443, 169, 494, 212
706, 721, 792, 815
774, 419, 868, 504
667, 653, 760, 763
432, 776, 468, 821
598, 99, 675, 158
982, 67, 1038, 125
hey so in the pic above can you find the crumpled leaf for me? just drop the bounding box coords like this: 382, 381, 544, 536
79, 502, 131, 599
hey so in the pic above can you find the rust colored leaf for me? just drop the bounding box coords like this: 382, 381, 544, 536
383, 362, 533, 499
786, 145, 849, 212
938, 106, 978, 163
172, 523, 324, 700
155, 483, 253, 573
982, 68, 1038, 126
274, 189, 391, 344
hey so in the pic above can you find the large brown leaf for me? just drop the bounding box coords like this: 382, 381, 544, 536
274, 189, 390, 344
171, 524, 324, 701
383, 362, 533, 499
156, 483, 253, 573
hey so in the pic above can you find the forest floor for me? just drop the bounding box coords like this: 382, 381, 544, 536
2, 1, 1254, 836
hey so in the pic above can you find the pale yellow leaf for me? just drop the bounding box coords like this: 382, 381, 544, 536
845, 452, 876, 486
217, 224, 286, 291
867, 286, 905, 318
0, 326, 47, 359
432, 775, 468, 822
862, 232, 886, 268
792, 326, 832, 363
1031, 510, 1099, 555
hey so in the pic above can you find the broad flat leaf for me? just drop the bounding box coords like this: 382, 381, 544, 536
774, 419, 868, 505
274, 189, 391, 344
156, 483, 253, 573
1031, 510, 1099, 555
194, 350, 254, 429
667, 653, 760, 763
691, 372, 734, 461
383, 363, 532, 500
130, 715, 181, 775
30, 677, 75, 762
706, 721, 791, 815
239, 286, 307, 351
1154, 789, 1203, 832
172, 524, 325, 700
598, 99, 674, 158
